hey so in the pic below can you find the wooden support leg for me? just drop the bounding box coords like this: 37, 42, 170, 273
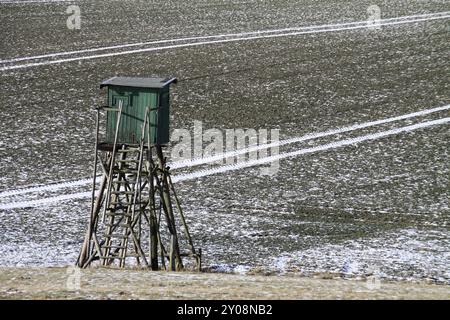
77, 173, 107, 267
149, 205, 159, 270
156, 146, 183, 271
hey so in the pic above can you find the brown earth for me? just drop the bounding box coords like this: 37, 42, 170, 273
0, 267, 448, 300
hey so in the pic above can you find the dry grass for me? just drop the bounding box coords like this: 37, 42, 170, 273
0, 267, 448, 300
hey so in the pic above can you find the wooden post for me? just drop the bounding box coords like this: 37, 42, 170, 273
77, 108, 100, 267
102, 101, 123, 223
168, 174, 196, 255
156, 145, 183, 271
145, 109, 159, 271
149, 154, 159, 270
78, 173, 107, 267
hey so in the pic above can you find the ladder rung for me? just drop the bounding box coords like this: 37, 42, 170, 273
105, 234, 128, 239
113, 203, 144, 209
117, 148, 140, 153
110, 191, 135, 195
102, 245, 127, 249
114, 169, 148, 174
109, 206, 128, 212
99, 256, 125, 260
104, 223, 131, 228
105, 212, 132, 217
113, 180, 137, 184
113, 166, 137, 171
117, 159, 140, 163
113, 169, 134, 173
110, 201, 145, 206
109, 206, 130, 211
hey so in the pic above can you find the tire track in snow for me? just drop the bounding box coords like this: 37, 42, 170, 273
1, 11, 447, 64
1, 12, 449, 71
172, 117, 450, 182
0, 0, 74, 4
170, 104, 450, 169
0, 104, 449, 199
1, 117, 448, 209
0, 179, 93, 198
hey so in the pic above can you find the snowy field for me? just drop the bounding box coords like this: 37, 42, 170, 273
0, 0, 449, 284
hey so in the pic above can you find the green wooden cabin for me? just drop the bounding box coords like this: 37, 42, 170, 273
100, 76, 177, 146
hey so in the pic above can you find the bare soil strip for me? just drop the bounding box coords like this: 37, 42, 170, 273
0, 267, 448, 300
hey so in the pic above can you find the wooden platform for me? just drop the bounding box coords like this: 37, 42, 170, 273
97, 142, 168, 152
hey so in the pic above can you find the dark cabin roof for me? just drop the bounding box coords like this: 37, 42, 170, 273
100, 76, 177, 89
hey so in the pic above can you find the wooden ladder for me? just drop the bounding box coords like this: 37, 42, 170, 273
99, 105, 150, 268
